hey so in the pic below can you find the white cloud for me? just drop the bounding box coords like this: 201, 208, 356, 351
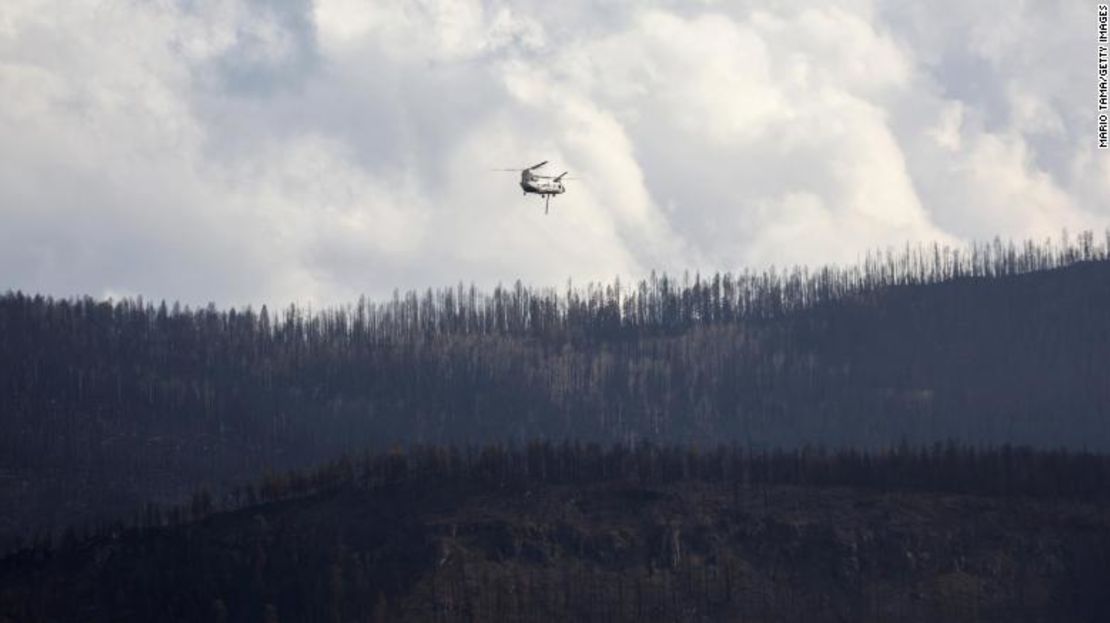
929, 102, 964, 151
552, 7, 952, 268
0, 0, 1105, 306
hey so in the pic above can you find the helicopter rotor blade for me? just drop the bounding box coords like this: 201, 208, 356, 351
527, 160, 549, 171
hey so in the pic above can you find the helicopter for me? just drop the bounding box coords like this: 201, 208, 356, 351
493, 161, 571, 214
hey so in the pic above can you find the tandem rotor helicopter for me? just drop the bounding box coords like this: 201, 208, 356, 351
492, 161, 574, 215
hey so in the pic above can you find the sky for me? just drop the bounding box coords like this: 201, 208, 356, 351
1, 0, 1107, 306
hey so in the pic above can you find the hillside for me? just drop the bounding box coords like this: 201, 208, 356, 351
2, 237, 1109, 547
2, 443, 1109, 622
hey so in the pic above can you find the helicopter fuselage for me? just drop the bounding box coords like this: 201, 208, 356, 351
520, 171, 565, 196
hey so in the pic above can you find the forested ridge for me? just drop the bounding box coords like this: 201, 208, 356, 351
3, 442, 1109, 622
2, 233, 1110, 548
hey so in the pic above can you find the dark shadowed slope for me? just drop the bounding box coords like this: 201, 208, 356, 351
3, 443, 1109, 622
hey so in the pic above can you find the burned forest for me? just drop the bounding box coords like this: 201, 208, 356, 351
2, 233, 1110, 621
